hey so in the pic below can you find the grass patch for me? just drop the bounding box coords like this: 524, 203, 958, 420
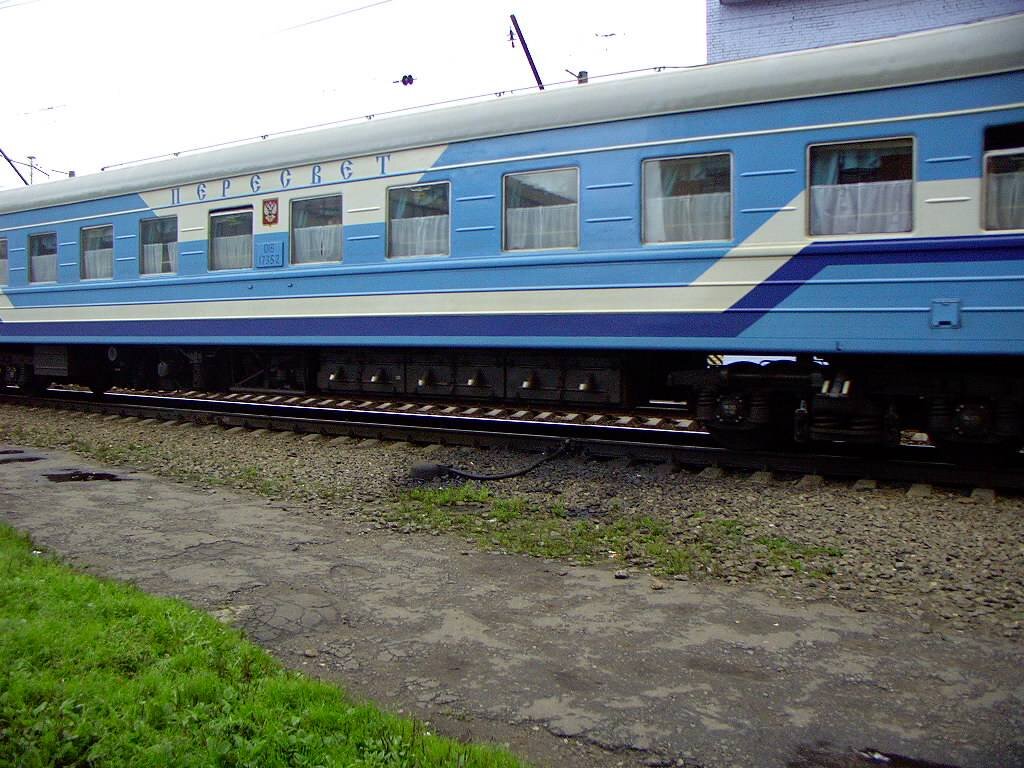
755, 535, 844, 573
395, 484, 846, 580
0, 523, 527, 768
396, 485, 714, 576
236, 465, 287, 496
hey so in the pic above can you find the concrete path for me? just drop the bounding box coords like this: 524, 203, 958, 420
2, 444, 1021, 768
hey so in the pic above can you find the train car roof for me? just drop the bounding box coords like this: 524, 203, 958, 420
2, 12, 1023, 215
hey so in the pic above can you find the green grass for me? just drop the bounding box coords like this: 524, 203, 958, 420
394, 484, 845, 580
755, 535, 844, 574
0, 524, 527, 768
402, 484, 844, 580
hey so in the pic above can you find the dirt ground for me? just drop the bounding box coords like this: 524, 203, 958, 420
2, 443, 1021, 768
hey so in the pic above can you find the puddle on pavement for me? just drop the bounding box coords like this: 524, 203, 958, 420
0, 449, 25, 455
44, 471, 124, 483
0, 456, 43, 464
788, 746, 962, 767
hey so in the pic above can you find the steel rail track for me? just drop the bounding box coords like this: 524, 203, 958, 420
3, 388, 1022, 492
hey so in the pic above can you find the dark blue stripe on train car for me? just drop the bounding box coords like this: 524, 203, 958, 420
732, 234, 1024, 312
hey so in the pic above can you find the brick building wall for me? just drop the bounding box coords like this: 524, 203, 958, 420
707, 0, 1024, 62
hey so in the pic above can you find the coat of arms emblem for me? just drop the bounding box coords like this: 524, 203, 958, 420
262, 198, 280, 226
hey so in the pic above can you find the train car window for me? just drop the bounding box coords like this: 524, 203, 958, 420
140, 217, 178, 275
809, 138, 913, 235
984, 150, 1024, 230
983, 124, 1024, 231
0, 239, 7, 286
81, 225, 114, 280
503, 168, 579, 251
291, 195, 343, 264
209, 208, 253, 271
387, 182, 450, 258
642, 153, 731, 243
28, 233, 57, 283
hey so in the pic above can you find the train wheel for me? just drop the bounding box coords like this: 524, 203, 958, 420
698, 369, 797, 451
930, 397, 1023, 464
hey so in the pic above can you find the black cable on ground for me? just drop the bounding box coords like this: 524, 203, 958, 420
409, 440, 572, 482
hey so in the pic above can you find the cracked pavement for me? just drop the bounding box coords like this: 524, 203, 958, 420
1, 445, 1022, 768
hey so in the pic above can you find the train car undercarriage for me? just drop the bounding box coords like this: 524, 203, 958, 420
2, 343, 1021, 455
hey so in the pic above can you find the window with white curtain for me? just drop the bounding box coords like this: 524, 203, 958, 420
504, 168, 578, 251
81, 225, 114, 280
643, 154, 731, 243
209, 209, 253, 271
0, 239, 7, 285
984, 150, 1024, 231
29, 233, 57, 283
387, 183, 449, 258
292, 195, 343, 263
809, 138, 913, 235
140, 217, 178, 275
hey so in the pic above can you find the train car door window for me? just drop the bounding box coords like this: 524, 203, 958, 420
81, 225, 114, 280
209, 208, 253, 271
387, 182, 450, 258
983, 123, 1024, 231
140, 217, 178, 275
503, 168, 579, 251
809, 138, 913, 235
642, 153, 731, 243
28, 233, 57, 283
292, 195, 343, 263
0, 239, 7, 286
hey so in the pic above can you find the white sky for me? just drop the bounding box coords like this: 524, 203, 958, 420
0, 0, 707, 190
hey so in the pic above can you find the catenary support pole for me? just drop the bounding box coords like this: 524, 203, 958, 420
0, 146, 30, 186
510, 14, 545, 91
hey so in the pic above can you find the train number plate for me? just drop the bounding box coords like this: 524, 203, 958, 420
256, 242, 284, 268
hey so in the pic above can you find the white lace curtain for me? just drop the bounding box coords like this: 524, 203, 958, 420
644, 155, 730, 242
82, 247, 113, 279
30, 252, 56, 283
293, 225, 344, 263
389, 215, 449, 258
141, 243, 177, 274
211, 234, 252, 270
986, 171, 1024, 230
810, 180, 913, 235
645, 193, 731, 243
505, 204, 577, 250
30, 235, 56, 282
80, 226, 113, 279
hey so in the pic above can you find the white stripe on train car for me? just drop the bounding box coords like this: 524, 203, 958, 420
138, 145, 448, 229
0, 177, 998, 324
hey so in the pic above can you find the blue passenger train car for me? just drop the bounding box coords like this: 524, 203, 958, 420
1, 15, 1022, 450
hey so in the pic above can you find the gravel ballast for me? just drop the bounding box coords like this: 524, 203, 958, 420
1, 403, 1021, 642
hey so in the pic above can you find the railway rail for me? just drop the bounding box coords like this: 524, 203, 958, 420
2, 386, 1021, 493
